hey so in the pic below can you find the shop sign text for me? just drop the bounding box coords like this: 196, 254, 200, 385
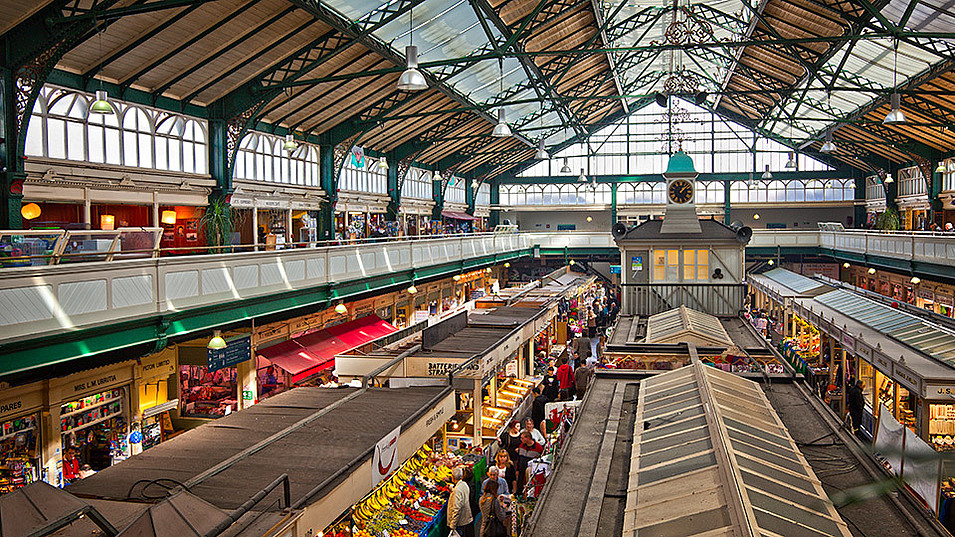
74, 374, 118, 394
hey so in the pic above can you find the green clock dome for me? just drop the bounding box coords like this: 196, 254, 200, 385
665, 151, 697, 175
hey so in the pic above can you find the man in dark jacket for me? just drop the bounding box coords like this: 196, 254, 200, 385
847, 379, 866, 434
542, 366, 560, 401
531, 387, 550, 435
574, 364, 592, 400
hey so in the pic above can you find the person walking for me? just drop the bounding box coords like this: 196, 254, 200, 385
494, 449, 517, 497
498, 420, 522, 463
448, 466, 474, 537
847, 379, 866, 434
524, 417, 546, 445
464, 466, 480, 537
531, 387, 550, 435
556, 357, 575, 401
541, 367, 560, 401
515, 430, 545, 497
479, 480, 508, 537
574, 363, 592, 400
481, 465, 510, 496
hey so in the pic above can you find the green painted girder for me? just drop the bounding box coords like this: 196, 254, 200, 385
0, 249, 533, 378
47, 0, 208, 25
498, 169, 858, 184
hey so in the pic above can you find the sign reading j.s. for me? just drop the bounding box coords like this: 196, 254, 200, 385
207, 335, 252, 372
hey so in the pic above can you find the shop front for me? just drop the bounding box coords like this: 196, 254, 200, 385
134, 348, 179, 451
176, 335, 252, 420
52, 362, 136, 480
0, 383, 44, 494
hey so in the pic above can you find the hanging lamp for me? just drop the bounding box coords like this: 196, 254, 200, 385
491, 58, 511, 137
89, 25, 113, 115
207, 330, 227, 350
283, 133, 298, 152
397, 8, 427, 91
378, 156, 389, 171
559, 157, 571, 174
785, 152, 796, 169
761, 165, 773, 180
937, 162, 947, 174
535, 138, 549, 160
883, 39, 907, 125
577, 168, 587, 182
820, 131, 837, 153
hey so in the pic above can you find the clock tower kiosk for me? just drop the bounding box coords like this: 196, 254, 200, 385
660, 149, 702, 234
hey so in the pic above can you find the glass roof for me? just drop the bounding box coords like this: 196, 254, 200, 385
625, 362, 852, 537
814, 290, 955, 365
761, 268, 830, 295
645, 306, 733, 346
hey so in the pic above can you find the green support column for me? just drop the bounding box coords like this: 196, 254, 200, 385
853, 172, 866, 229
0, 68, 23, 230
723, 178, 731, 225
431, 175, 445, 222
610, 182, 618, 224
885, 165, 899, 218
489, 181, 500, 228
465, 179, 476, 215
206, 116, 233, 247
319, 144, 337, 240
930, 160, 944, 228
386, 153, 399, 222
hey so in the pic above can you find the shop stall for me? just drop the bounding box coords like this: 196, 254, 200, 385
0, 383, 44, 494
60, 388, 129, 471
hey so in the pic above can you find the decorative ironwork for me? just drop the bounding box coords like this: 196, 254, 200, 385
14, 38, 66, 135
226, 104, 264, 169
663, 66, 701, 95
333, 131, 365, 179
651, 5, 715, 46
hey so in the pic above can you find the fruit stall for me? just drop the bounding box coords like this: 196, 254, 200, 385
322, 445, 483, 537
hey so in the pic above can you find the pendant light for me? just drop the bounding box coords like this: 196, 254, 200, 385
207, 330, 227, 350
761, 165, 773, 180
89, 24, 113, 115
535, 138, 549, 160
397, 7, 427, 91
378, 156, 389, 171
335, 301, 348, 315
883, 172, 894, 184
283, 133, 298, 152
491, 58, 511, 137
559, 157, 571, 174
883, 39, 907, 125
577, 168, 587, 182
785, 151, 796, 169
936, 162, 946, 174
820, 131, 837, 153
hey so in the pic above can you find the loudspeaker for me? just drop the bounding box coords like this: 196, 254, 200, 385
655, 92, 669, 107
735, 226, 753, 244
612, 222, 629, 239
695, 91, 708, 106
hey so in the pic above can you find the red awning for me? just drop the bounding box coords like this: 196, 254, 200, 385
258, 315, 397, 383
441, 210, 477, 221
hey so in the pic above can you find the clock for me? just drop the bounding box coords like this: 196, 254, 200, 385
668, 179, 694, 204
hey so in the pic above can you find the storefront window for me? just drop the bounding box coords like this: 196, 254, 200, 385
61, 388, 129, 472
179, 365, 237, 418
930, 403, 955, 451
899, 386, 919, 433
0, 414, 40, 493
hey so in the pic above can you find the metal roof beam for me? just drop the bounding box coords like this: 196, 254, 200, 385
48, 0, 207, 25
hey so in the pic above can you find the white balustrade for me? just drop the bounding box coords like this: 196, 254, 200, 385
0, 233, 530, 344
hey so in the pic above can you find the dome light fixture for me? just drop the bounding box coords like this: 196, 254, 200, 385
21, 203, 41, 220
937, 162, 947, 174
883, 172, 894, 184
785, 152, 796, 169
535, 138, 549, 160
768, 259, 775, 266
911, 276, 921, 285
504, 262, 510, 268
207, 330, 227, 350
397, 45, 428, 91
378, 156, 389, 171
407, 285, 418, 294
820, 131, 837, 153
90, 90, 114, 115
761, 165, 773, 180
883, 93, 907, 125
335, 302, 348, 315
283, 133, 298, 152
569, 259, 576, 266
843, 262, 850, 268
559, 158, 572, 174
586, 216, 593, 222
577, 169, 587, 182
753, 213, 760, 220
492, 108, 512, 137
868, 267, 877, 275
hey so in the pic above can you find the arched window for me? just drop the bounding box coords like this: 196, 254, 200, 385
786, 180, 805, 202
234, 131, 321, 186
805, 180, 825, 202
730, 182, 748, 203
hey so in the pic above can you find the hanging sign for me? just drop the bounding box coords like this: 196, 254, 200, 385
208, 335, 252, 372
372, 425, 401, 486
631, 255, 643, 272
351, 146, 366, 168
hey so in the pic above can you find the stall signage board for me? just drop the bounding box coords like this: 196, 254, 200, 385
840, 333, 855, 352
893, 362, 921, 393
925, 384, 955, 400
0, 390, 43, 421
61, 364, 133, 401
137, 350, 176, 383
406, 357, 479, 379
610, 265, 621, 274
372, 425, 401, 486
208, 335, 252, 372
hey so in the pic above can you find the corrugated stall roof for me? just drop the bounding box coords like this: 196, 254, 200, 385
644, 306, 733, 347
761, 268, 830, 295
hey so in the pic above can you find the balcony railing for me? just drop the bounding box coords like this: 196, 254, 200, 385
0, 232, 530, 344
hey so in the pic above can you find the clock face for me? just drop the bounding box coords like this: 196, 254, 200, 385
668, 179, 694, 204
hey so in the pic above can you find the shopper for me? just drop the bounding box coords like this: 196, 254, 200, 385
448, 466, 474, 537
479, 480, 508, 537
847, 379, 865, 434
481, 465, 510, 496
575, 363, 592, 400
515, 431, 545, 497
494, 449, 518, 497
541, 367, 560, 401
524, 417, 545, 445
531, 386, 550, 433
463, 466, 479, 537
556, 357, 575, 401
498, 420, 522, 462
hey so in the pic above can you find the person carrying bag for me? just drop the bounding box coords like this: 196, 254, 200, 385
479, 480, 508, 537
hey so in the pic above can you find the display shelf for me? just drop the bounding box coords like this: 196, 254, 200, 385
60, 396, 118, 419
61, 407, 123, 436
0, 426, 35, 443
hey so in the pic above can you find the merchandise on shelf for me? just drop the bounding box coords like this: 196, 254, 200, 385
0, 414, 39, 494
323, 445, 461, 537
